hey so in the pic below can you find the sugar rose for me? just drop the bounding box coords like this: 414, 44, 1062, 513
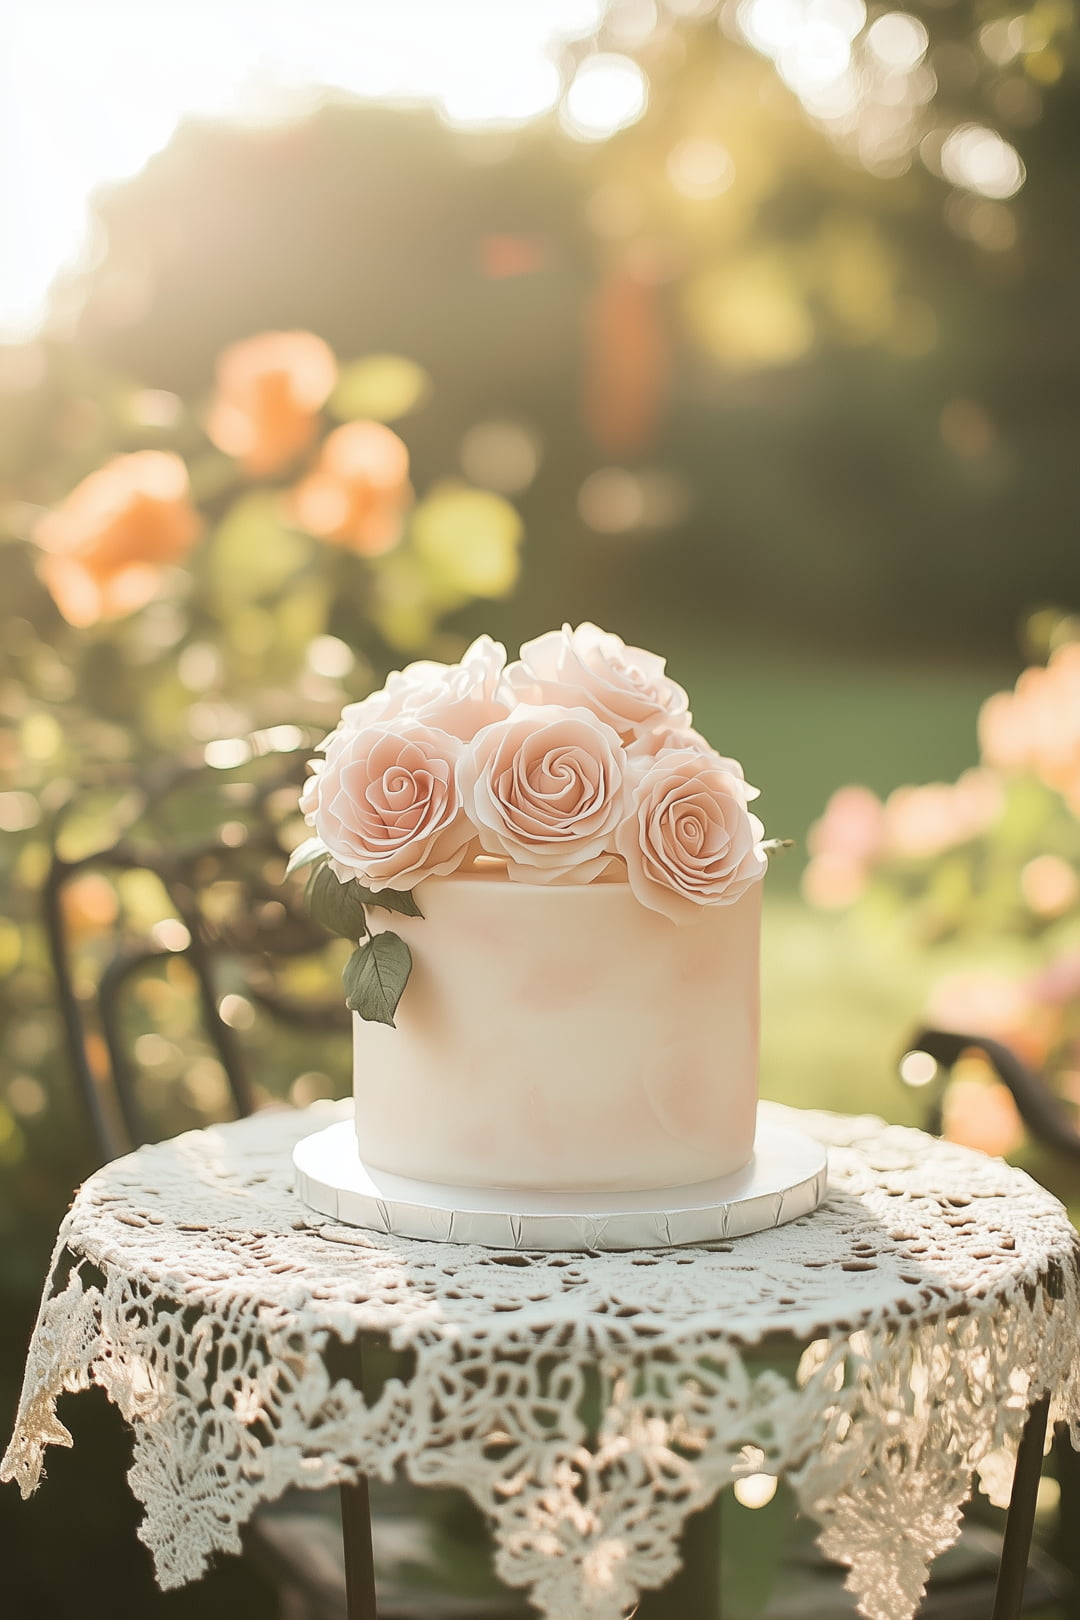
207, 330, 336, 477
34, 450, 202, 627
626, 722, 760, 803
616, 748, 766, 923
339, 635, 510, 742
301, 719, 473, 892
458, 704, 628, 883
506, 622, 690, 740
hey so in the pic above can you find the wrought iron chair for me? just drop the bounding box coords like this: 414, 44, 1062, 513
905, 1024, 1080, 1618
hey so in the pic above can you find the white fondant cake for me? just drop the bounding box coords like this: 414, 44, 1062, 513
353, 865, 760, 1191
295, 623, 771, 1207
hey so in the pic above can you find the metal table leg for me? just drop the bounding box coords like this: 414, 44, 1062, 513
341, 1474, 378, 1620
339, 1338, 379, 1620
991, 1391, 1051, 1620
635, 1490, 722, 1619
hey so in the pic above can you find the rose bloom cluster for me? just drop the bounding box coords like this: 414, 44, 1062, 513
34, 331, 413, 628
300, 624, 767, 924
979, 642, 1080, 814
802, 769, 1005, 910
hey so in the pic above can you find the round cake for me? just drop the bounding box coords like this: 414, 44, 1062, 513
293, 622, 772, 1206
352, 865, 761, 1190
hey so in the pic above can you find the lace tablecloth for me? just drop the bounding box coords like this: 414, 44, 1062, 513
4, 1100, 1080, 1620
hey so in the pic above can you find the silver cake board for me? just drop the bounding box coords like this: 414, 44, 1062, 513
292, 1108, 828, 1251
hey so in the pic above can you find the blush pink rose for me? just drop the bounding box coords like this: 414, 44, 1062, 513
338, 635, 511, 743
616, 748, 767, 922
626, 723, 760, 803
458, 704, 628, 883
505, 622, 690, 740
301, 719, 474, 891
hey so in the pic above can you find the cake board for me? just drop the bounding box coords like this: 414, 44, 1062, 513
293, 1106, 828, 1251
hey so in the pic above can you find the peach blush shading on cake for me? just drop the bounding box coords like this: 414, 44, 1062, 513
352, 864, 760, 1192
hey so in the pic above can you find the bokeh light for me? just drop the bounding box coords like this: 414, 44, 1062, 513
866, 12, 928, 71
940, 123, 1026, 198
667, 136, 737, 199
561, 53, 649, 140
460, 421, 543, 493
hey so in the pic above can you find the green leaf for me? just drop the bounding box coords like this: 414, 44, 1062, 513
209, 491, 312, 605
411, 485, 523, 599
342, 933, 412, 1025
286, 837, 329, 877
305, 861, 370, 939
353, 884, 423, 918
329, 355, 432, 423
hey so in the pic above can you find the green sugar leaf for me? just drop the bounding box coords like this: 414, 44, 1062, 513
286, 837, 329, 878
353, 884, 423, 918
342, 933, 413, 1026
305, 861, 370, 939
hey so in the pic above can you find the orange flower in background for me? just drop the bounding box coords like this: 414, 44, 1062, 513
290, 421, 412, 556
61, 872, 120, 942
207, 330, 336, 477
34, 450, 201, 627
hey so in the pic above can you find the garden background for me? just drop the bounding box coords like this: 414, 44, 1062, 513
2, 1, 1080, 1615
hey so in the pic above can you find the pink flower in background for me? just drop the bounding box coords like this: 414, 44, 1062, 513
802, 769, 1005, 910
801, 784, 884, 909
807, 784, 885, 863
506, 622, 690, 740
978, 690, 1031, 774
883, 768, 1003, 859
942, 1075, 1024, 1159
302, 719, 473, 891
1027, 952, 1080, 1007
458, 704, 628, 884
926, 970, 1033, 1040
926, 968, 1056, 1070
617, 748, 766, 923
338, 636, 510, 742
1020, 855, 1079, 919
979, 644, 1080, 812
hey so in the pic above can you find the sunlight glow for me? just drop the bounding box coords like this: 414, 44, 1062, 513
0, 0, 608, 341
561, 54, 649, 139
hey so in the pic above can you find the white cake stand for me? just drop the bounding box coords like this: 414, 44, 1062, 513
293, 1104, 828, 1251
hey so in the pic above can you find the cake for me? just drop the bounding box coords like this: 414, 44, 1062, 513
293, 623, 769, 1195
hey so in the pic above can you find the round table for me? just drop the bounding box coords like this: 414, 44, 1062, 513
4, 1100, 1080, 1620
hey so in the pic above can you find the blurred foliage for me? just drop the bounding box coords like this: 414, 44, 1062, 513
0, 324, 523, 1318
803, 608, 1080, 1211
